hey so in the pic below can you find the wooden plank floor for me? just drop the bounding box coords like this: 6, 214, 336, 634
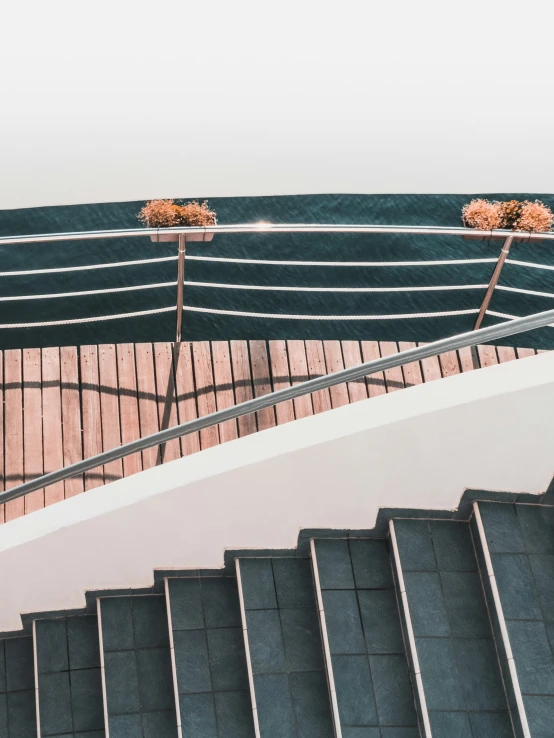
0, 340, 543, 523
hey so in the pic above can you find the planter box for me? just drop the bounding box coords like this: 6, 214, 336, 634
462, 231, 544, 244
150, 222, 216, 243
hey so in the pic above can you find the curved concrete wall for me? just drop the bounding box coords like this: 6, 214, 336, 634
0, 351, 553, 631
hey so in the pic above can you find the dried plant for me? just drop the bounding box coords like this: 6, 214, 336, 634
461, 199, 503, 230
174, 200, 217, 227
498, 200, 524, 230
138, 199, 179, 228
514, 200, 554, 233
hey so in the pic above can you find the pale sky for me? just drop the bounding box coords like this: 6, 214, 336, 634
1, 0, 553, 210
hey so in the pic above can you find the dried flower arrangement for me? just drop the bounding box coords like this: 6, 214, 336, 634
462, 199, 503, 230
499, 200, 523, 230
514, 200, 554, 233
138, 199, 217, 242
462, 198, 553, 235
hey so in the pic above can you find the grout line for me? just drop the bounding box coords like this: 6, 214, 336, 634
389, 520, 432, 738
32, 619, 42, 738
235, 559, 261, 738
310, 539, 343, 738
472, 501, 531, 738
164, 578, 183, 738
96, 599, 110, 738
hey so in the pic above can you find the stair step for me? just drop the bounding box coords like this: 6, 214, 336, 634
97, 594, 178, 738
0, 636, 36, 738
236, 557, 334, 738
33, 614, 104, 738
474, 501, 554, 737
311, 538, 419, 737
165, 576, 255, 738
392, 518, 513, 737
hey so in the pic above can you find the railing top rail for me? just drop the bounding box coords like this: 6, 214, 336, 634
2, 307, 553, 506
0, 223, 553, 246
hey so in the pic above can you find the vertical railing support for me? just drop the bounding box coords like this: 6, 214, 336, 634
473, 235, 514, 331
175, 233, 186, 343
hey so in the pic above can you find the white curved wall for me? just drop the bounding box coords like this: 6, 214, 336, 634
0, 351, 553, 631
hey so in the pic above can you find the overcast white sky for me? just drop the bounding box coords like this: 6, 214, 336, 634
1, 0, 553, 210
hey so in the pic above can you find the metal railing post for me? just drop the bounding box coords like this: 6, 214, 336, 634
175, 233, 186, 343
474, 235, 514, 331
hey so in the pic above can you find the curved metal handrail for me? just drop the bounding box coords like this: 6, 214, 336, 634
2, 308, 553, 506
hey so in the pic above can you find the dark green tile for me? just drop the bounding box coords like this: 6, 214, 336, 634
70, 667, 105, 732
280, 607, 324, 672
479, 503, 525, 553
202, 578, 242, 628
492, 554, 542, 620
67, 616, 101, 670
440, 571, 491, 638
239, 560, 277, 610
469, 711, 513, 738
180, 692, 217, 738
103, 650, 140, 714
137, 647, 175, 712
529, 554, 554, 614
524, 695, 554, 738
100, 597, 134, 652
507, 620, 554, 695
254, 673, 296, 738
36, 619, 68, 674
167, 578, 204, 631
39, 671, 73, 735
142, 710, 178, 738
403, 572, 450, 637
0, 694, 6, 736
380, 730, 420, 738
289, 670, 334, 738
246, 610, 286, 674
132, 596, 169, 649
322, 590, 365, 654
0, 643, 5, 694
272, 559, 315, 608
517, 504, 554, 554
453, 639, 507, 710
333, 654, 378, 726
6, 690, 36, 738
416, 638, 464, 711
394, 520, 436, 571
358, 589, 404, 654
5, 637, 34, 692
213, 690, 255, 738
342, 729, 380, 738
174, 629, 212, 694
75, 732, 105, 738
109, 713, 143, 738
314, 539, 354, 589
430, 521, 476, 571
369, 654, 417, 726
349, 539, 393, 589
206, 627, 249, 692
429, 711, 472, 737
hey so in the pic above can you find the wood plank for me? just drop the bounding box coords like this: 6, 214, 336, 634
379, 341, 405, 393
398, 341, 424, 388
174, 342, 201, 456
341, 341, 368, 403
457, 346, 480, 373
438, 350, 461, 378
418, 343, 443, 383
60, 346, 84, 498
135, 343, 160, 470
193, 342, 220, 448
4, 350, 24, 521
516, 347, 536, 359
477, 345, 499, 368
248, 340, 276, 432
287, 340, 313, 419
0, 351, 4, 524
98, 344, 124, 482
115, 344, 142, 477
230, 340, 259, 435
305, 340, 332, 415
42, 347, 65, 507
212, 341, 238, 444
267, 340, 295, 426
80, 345, 104, 489
496, 346, 517, 363
23, 348, 44, 514
153, 342, 181, 463
361, 341, 387, 398
323, 341, 350, 408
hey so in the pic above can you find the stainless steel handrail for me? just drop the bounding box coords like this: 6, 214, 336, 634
2, 308, 553, 505
0, 223, 553, 246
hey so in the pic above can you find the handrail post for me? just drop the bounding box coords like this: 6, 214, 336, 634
175, 233, 186, 343
473, 235, 514, 331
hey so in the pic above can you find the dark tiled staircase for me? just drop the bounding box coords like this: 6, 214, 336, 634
2, 499, 554, 738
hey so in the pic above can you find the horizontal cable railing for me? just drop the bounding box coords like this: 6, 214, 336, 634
2, 307, 553, 506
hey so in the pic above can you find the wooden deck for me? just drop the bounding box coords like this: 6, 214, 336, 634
0, 340, 542, 524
